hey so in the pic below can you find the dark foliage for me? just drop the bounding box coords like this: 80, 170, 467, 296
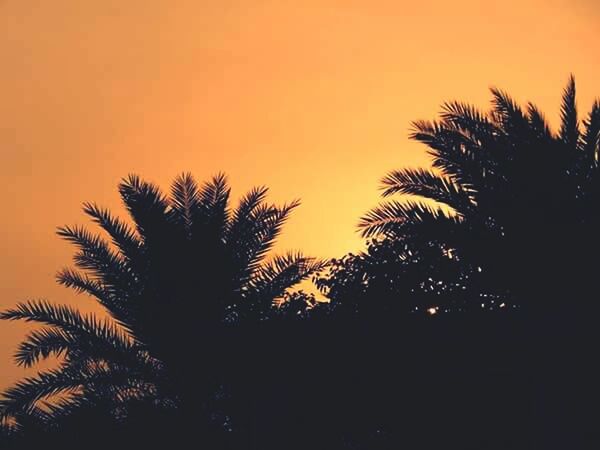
3, 77, 600, 449
0, 173, 324, 445
324, 75, 600, 316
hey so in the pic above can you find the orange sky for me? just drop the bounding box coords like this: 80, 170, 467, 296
1, 0, 599, 390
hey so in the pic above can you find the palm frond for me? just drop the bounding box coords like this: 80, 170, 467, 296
56, 225, 137, 298
410, 120, 486, 192
226, 186, 270, 241
359, 200, 461, 238
56, 268, 107, 300
83, 203, 142, 263
439, 101, 499, 144
489, 87, 530, 138
14, 327, 75, 368
559, 74, 579, 148
0, 363, 142, 416
0, 301, 133, 360
198, 172, 230, 210
55, 268, 133, 329
40, 394, 94, 420
118, 174, 171, 242
0, 367, 88, 415
1, 300, 83, 327
31, 395, 96, 428
581, 99, 600, 165
170, 172, 201, 233
192, 173, 231, 241
247, 252, 326, 309
380, 168, 474, 214
231, 200, 301, 287
526, 102, 552, 139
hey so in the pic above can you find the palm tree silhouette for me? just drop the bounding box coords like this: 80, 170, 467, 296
359, 76, 600, 311
0, 173, 324, 437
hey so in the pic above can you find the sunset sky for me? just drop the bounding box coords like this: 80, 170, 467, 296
1, 0, 599, 389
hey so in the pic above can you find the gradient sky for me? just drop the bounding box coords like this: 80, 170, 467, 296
1, 0, 599, 389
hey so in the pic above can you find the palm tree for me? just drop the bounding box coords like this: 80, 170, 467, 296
359, 76, 600, 311
1, 173, 324, 437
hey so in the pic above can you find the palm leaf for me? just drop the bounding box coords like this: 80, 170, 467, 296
380, 168, 474, 214
410, 119, 487, 192
197, 172, 230, 211
0, 301, 133, 360
559, 74, 579, 149
55, 268, 107, 301
170, 172, 201, 233
56, 268, 137, 331
581, 99, 600, 165
118, 174, 171, 243
14, 327, 76, 368
526, 102, 552, 139
439, 101, 499, 144
226, 186, 270, 242
83, 203, 142, 261
359, 199, 462, 239
0, 363, 143, 416
56, 226, 137, 299
247, 252, 326, 311
0, 367, 89, 415
231, 200, 301, 289
489, 87, 529, 135
191, 173, 231, 243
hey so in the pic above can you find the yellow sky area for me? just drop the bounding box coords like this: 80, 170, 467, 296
0, 0, 599, 389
